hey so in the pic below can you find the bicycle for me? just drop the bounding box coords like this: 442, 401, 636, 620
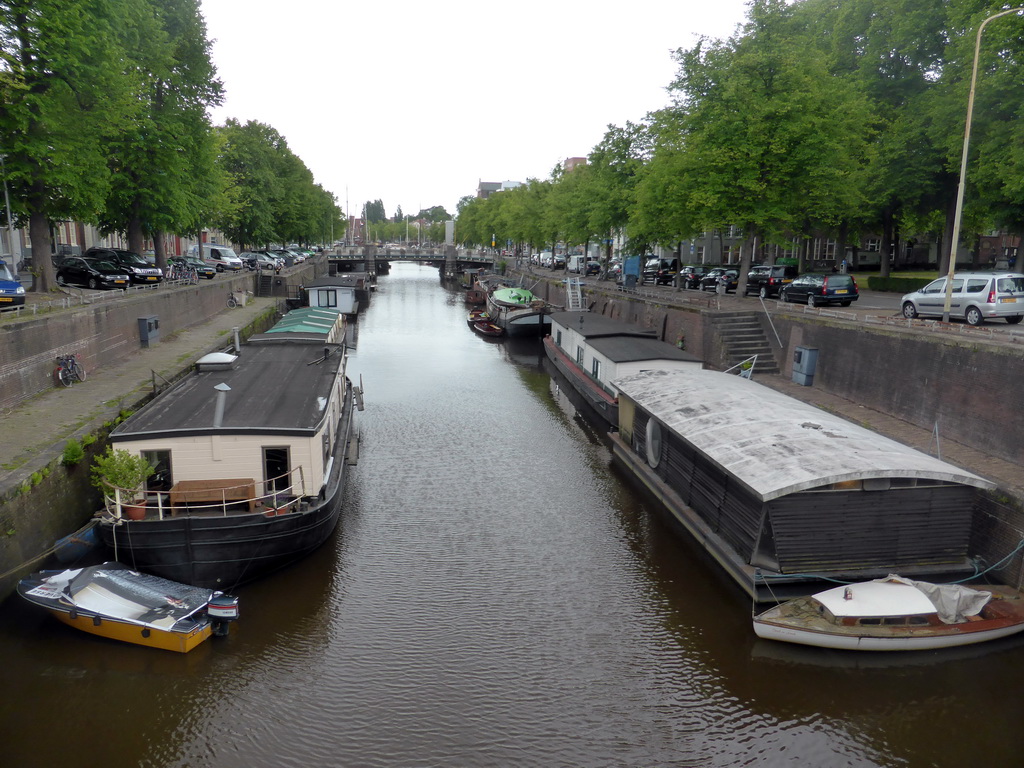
54, 353, 86, 387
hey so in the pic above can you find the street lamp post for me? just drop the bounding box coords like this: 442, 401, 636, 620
942, 6, 1024, 322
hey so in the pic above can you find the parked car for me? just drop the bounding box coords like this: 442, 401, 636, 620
744, 264, 799, 298
271, 248, 303, 266
240, 251, 283, 272
57, 257, 131, 290
169, 256, 217, 280
0, 258, 26, 308
699, 268, 739, 292
679, 265, 707, 289
584, 260, 601, 276
654, 258, 682, 285
780, 272, 859, 306
551, 254, 566, 270
83, 247, 163, 284
641, 258, 661, 283
900, 272, 1024, 325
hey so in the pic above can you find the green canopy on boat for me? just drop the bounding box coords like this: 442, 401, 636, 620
492, 288, 536, 306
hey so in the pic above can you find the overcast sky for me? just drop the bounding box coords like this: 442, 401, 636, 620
200, 0, 751, 221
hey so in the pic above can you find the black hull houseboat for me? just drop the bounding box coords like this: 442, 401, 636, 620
97, 308, 360, 589
610, 368, 995, 602
544, 311, 700, 431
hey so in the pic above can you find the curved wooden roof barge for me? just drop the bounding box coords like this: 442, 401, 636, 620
610, 368, 995, 602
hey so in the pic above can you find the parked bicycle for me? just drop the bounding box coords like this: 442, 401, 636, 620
54, 353, 86, 387
167, 262, 198, 284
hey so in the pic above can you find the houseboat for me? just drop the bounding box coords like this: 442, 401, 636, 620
304, 275, 361, 315
544, 311, 700, 430
96, 308, 360, 590
610, 368, 996, 602
486, 287, 551, 337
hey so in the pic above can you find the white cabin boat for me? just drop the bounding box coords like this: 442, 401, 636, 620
753, 576, 1024, 651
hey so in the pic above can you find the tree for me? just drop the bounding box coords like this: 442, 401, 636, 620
0, 0, 139, 292
95, 0, 223, 266
663, 0, 874, 285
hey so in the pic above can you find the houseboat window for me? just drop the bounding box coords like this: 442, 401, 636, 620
645, 418, 663, 468
555, 330, 562, 346
908, 616, 929, 625
576, 346, 584, 364
323, 430, 332, 466
143, 450, 172, 491
591, 359, 601, 379
316, 288, 338, 308
882, 617, 905, 626
263, 447, 291, 494
858, 618, 882, 625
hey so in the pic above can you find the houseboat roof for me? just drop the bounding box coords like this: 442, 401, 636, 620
588, 336, 701, 365
111, 339, 344, 440
307, 275, 362, 289
548, 311, 658, 339
258, 307, 345, 336
613, 368, 994, 501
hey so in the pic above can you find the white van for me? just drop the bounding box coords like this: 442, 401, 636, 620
567, 255, 587, 273
901, 272, 1024, 325
194, 244, 243, 272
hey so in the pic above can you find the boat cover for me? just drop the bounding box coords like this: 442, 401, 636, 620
491, 288, 536, 306
889, 575, 992, 624
27, 562, 215, 631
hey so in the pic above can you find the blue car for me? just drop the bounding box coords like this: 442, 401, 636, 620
0, 259, 26, 309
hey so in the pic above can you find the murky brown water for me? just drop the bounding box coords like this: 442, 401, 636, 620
3, 262, 1024, 767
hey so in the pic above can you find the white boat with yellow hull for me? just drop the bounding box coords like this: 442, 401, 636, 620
18, 562, 239, 653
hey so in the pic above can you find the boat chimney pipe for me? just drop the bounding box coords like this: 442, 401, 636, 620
232, 327, 241, 354
213, 383, 231, 427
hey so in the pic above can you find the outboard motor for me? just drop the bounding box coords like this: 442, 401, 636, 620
208, 594, 240, 637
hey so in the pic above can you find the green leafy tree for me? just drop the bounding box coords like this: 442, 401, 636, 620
96, 0, 222, 266
0, 0, 139, 292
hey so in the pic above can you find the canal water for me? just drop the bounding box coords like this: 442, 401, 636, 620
3, 261, 1024, 767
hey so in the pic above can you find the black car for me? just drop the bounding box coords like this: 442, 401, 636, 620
679, 265, 707, 289
56, 257, 131, 290
655, 258, 682, 285
780, 273, 859, 307
744, 264, 799, 298
169, 256, 217, 279
84, 247, 163, 284
584, 260, 601, 276
699, 268, 739, 292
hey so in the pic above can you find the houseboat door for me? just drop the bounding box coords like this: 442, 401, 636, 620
264, 447, 291, 493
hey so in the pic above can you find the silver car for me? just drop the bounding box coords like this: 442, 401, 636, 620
901, 271, 1024, 325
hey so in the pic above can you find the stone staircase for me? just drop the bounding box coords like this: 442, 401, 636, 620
709, 311, 780, 375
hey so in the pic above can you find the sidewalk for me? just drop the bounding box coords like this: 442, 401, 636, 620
0, 297, 277, 496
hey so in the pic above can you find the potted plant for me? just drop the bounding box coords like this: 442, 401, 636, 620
91, 447, 155, 520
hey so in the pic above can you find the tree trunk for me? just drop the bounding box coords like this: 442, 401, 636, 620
153, 231, 167, 269
28, 208, 54, 293
836, 221, 848, 272
880, 207, 893, 279
127, 215, 145, 256
938, 193, 957, 275
736, 229, 756, 295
